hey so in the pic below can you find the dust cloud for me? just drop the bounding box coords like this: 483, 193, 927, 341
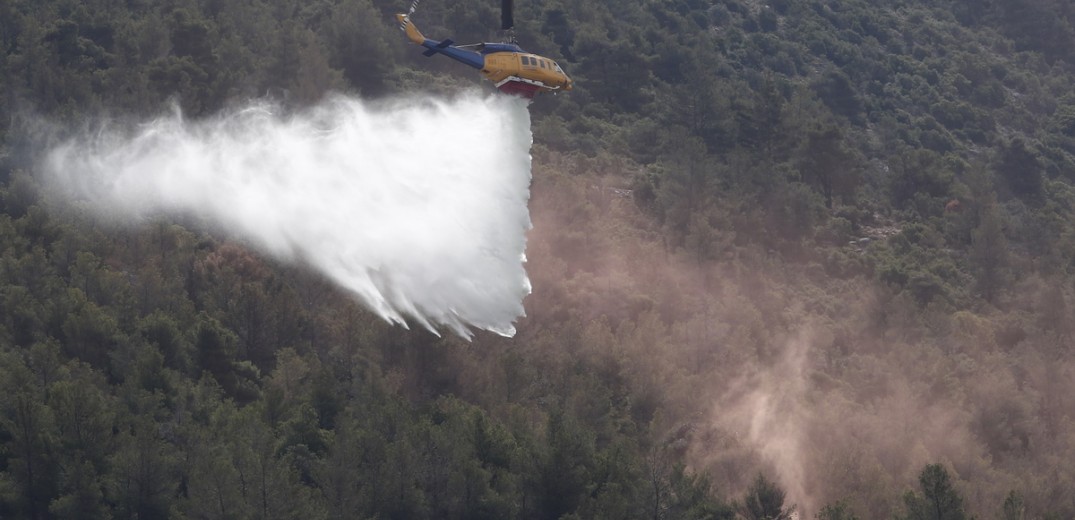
43, 93, 534, 338
522, 167, 1075, 519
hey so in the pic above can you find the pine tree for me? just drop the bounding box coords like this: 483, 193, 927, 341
898, 464, 967, 520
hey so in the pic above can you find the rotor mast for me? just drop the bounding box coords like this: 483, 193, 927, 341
501, 0, 516, 44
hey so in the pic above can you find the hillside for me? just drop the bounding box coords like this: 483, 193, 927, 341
2, 0, 1075, 518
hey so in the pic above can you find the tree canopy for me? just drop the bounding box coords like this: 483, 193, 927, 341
2, 0, 1075, 518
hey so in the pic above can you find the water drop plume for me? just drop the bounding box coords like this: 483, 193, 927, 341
44, 93, 534, 338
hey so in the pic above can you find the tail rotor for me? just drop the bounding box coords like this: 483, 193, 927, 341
399, 0, 421, 31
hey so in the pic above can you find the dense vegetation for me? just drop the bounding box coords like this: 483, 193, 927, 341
2, 0, 1075, 518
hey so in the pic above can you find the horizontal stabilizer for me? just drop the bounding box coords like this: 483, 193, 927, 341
422, 38, 455, 57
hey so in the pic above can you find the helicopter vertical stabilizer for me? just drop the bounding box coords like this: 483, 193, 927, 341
396, 14, 425, 45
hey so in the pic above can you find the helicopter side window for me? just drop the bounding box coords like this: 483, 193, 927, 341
539, 60, 547, 69
522, 56, 531, 66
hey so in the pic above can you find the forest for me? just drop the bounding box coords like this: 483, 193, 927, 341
2, 0, 1075, 518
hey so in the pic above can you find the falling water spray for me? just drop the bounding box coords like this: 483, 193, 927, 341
44, 93, 534, 338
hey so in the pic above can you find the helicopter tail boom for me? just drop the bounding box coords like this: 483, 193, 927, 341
396, 14, 485, 70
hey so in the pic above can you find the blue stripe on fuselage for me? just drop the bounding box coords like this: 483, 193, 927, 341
420, 39, 485, 69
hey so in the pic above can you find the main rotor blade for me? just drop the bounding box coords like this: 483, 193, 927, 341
501, 0, 514, 31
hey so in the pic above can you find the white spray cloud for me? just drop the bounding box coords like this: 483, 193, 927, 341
44, 93, 534, 338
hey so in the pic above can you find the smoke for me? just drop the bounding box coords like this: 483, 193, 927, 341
43, 93, 534, 338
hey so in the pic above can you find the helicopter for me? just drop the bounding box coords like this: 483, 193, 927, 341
395, 0, 573, 98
